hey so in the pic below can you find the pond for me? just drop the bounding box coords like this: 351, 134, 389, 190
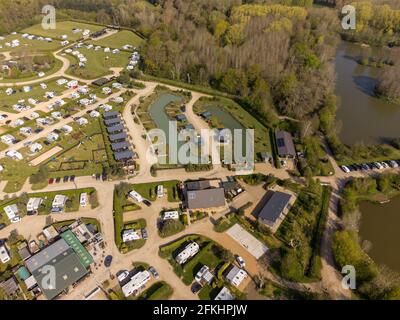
335, 41, 400, 145
202, 104, 253, 158
359, 197, 400, 273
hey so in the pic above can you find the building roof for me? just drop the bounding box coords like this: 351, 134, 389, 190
25, 238, 70, 273
111, 141, 129, 151
225, 265, 247, 287
258, 191, 292, 225
17, 266, 30, 281
109, 132, 127, 142
104, 118, 121, 127
186, 188, 225, 209
107, 124, 124, 134
0, 277, 19, 296
103, 111, 119, 119
215, 286, 234, 301
61, 230, 93, 268
18, 247, 31, 261
275, 130, 296, 157
186, 180, 211, 191
32, 248, 88, 300
92, 78, 109, 86
114, 150, 134, 161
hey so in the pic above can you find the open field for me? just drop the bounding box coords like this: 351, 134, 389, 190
22, 21, 105, 41
0, 34, 61, 54
193, 96, 272, 159
86, 30, 144, 49
65, 48, 130, 79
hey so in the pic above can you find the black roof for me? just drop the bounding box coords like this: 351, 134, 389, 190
258, 191, 291, 225
186, 180, 211, 191
103, 111, 119, 119
107, 124, 124, 134
275, 131, 296, 157
105, 117, 121, 127
92, 78, 109, 86
111, 141, 129, 151
114, 150, 134, 161
109, 132, 127, 142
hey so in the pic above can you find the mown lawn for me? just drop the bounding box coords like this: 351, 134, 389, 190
86, 30, 144, 49
66, 48, 131, 79
130, 180, 181, 202
193, 96, 272, 159
137, 281, 173, 300
22, 21, 104, 41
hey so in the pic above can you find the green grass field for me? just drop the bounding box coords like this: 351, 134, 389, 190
0, 78, 65, 111
0, 34, 61, 54
87, 30, 144, 49
66, 48, 131, 79
22, 21, 104, 41
194, 97, 272, 158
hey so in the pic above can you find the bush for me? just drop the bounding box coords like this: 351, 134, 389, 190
159, 219, 185, 238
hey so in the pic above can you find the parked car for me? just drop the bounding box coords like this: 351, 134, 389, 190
142, 199, 152, 207
10, 217, 21, 223
70, 175, 76, 182
0, 223, 6, 230
148, 266, 159, 279
104, 255, 113, 267
117, 270, 129, 283
63, 176, 69, 183
48, 178, 54, 184
141, 228, 148, 240
55, 177, 61, 183
191, 282, 202, 294
235, 255, 246, 268
340, 165, 350, 173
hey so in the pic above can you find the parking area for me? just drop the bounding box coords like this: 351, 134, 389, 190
226, 224, 268, 259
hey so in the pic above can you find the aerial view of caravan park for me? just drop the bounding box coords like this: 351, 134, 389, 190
0, 0, 400, 312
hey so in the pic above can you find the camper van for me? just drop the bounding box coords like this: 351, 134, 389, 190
80, 193, 87, 207
157, 185, 164, 198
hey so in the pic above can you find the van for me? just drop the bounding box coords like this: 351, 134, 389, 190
80, 193, 87, 207
157, 185, 164, 198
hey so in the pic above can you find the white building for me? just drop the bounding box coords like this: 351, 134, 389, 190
10, 119, 24, 128
52, 195, 68, 209
122, 271, 151, 297
4, 204, 19, 220
0, 246, 10, 264
27, 197, 43, 213
5, 150, 23, 160
122, 229, 141, 243
67, 80, 78, 88
46, 132, 59, 142
51, 111, 62, 119
162, 211, 179, 221
225, 266, 247, 287
1, 134, 15, 145
56, 78, 68, 86
90, 110, 100, 118
214, 287, 234, 301
61, 125, 73, 134
76, 117, 88, 126
20, 127, 32, 136
5, 88, 14, 95
129, 190, 143, 203
40, 83, 47, 89
80, 193, 87, 207
102, 87, 112, 95
176, 242, 200, 265
23, 86, 32, 93
30, 111, 40, 119
30, 142, 43, 153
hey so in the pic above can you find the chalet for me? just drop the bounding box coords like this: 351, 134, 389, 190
20, 127, 32, 136
30, 143, 43, 153
275, 130, 296, 158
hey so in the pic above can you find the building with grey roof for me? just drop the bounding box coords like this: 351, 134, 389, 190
104, 117, 121, 127
25, 238, 90, 300
257, 191, 292, 229
114, 150, 134, 161
103, 111, 119, 119
111, 141, 130, 152
0, 277, 19, 296
186, 188, 225, 210
275, 130, 296, 158
25, 238, 70, 273
109, 132, 127, 142
186, 180, 211, 191
107, 124, 124, 134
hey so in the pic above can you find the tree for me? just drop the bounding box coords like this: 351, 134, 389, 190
159, 219, 184, 237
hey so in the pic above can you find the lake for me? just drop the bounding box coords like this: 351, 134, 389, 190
359, 197, 400, 272
335, 41, 400, 145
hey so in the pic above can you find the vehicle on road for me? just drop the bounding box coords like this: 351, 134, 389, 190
142, 199, 152, 207
235, 255, 245, 268
340, 165, 350, 173
117, 270, 129, 282
148, 266, 159, 279
191, 282, 202, 294
104, 255, 113, 267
